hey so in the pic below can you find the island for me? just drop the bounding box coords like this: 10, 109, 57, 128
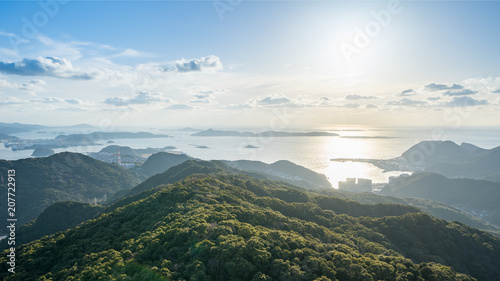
31, 146, 55, 157
192, 129, 339, 137
55, 132, 170, 146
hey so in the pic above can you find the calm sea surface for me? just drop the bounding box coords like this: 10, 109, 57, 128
2, 127, 499, 188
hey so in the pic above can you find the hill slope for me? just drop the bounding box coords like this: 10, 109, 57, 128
136, 153, 331, 190
137, 152, 194, 177
321, 189, 500, 236
11, 201, 104, 246
2, 167, 499, 280
224, 159, 332, 189
382, 172, 500, 227
0, 152, 141, 229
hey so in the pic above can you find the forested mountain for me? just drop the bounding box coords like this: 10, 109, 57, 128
400, 141, 500, 181
137, 152, 195, 177
0, 152, 141, 229
322, 189, 500, 236
136, 152, 331, 190
426, 147, 500, 182
223, 160, 332, 190
401, 141, 485, 166
1, 161, 499, 280
11, 201, 104, 246
382, 172, 500, 227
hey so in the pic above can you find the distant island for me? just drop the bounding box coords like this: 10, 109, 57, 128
245, 145, 258, 148
31, 146, 55, 157
55, 132, 170, 145
192, 129, 339, 137
0, 122, 46, 134
2, 131, 171, 151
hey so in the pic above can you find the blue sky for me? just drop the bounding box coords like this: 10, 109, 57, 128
0, 0, 500, 129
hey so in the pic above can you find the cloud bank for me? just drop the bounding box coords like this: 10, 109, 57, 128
0, 57, 96, 79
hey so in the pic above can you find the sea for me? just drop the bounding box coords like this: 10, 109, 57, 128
1, 126, 499, 188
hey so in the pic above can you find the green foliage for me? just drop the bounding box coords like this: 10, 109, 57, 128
381, 172, 500, 227
321, 188, 500, 236
3, 201, 104, 248
2, 167, 496, 280
0, 152, 141, 227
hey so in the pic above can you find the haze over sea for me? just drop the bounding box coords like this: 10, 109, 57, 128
2, 126, 499, 188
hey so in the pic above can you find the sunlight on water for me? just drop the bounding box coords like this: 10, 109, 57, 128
315, 136, 407, 188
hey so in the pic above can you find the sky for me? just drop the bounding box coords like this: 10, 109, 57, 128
0, 0, 500, 130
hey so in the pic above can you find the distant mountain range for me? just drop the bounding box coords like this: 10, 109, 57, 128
0, 122, 95, 135
0, 122, 46, 134
192, 129, 339, 137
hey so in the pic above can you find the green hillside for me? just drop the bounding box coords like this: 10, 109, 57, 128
0, 152, 141, 229
11, 201, 104, 246
2, 164, 499, 280
381, 172, 500, 227
321, 190, 500, 236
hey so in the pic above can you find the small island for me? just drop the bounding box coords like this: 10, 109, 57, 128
31, 146, 55, 157
245, 145, 259, 148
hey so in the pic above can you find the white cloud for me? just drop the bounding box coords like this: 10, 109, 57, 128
104, 91, 171, 106
427, 96, 441, 101
0, 96, 28, 105
190, 92, 215, 104
387, 98, 427, 107
36, 97, 65, 104
65, 98, 84, 105
442, 89, 478, 96
169, 55, 223, 73
0, 78, 17, 90
167, 104, 194, 110
443, 96, 488, 107
257, 94, 292, 105
345, 94, 377, 100
0, 56, 97, 79
396, 89, 417, 97
424, 82, 464, 91
19, 79, 46, 95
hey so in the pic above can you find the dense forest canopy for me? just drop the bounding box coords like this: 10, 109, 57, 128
1, 161, 499, 280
